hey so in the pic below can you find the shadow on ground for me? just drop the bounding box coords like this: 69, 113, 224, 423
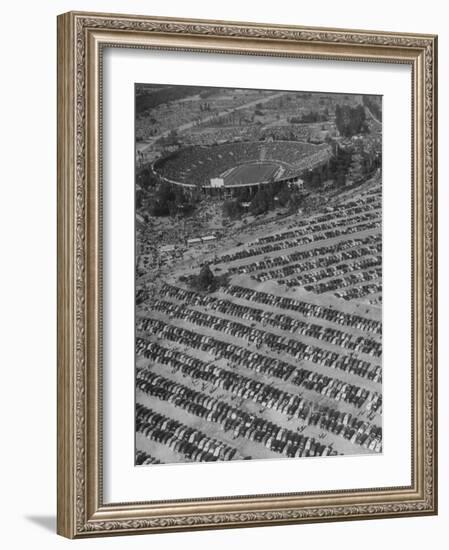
25, 515, 56, 533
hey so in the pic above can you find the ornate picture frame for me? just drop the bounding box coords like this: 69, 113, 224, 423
57, 11, 437, 538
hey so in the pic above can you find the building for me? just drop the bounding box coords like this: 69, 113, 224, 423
187, 237, 202, 246
210, 178, 224, 188
160, 244, 176, 253
201, 235, 216, 243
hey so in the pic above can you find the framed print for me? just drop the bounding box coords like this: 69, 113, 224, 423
57, 11, 438, 538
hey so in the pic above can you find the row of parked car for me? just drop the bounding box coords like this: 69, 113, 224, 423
225, 234, 380, 277
144, 298, 381, 385
305, 267, 382, 295
254, 209, 379, 250
213, 219, 380, 267
336, 283, 383, 302
257, 194, 380, 246
223, 285, 382, 334
136, 340, 381, 448
136, 404, 240, 462
252, 238, 382, 282
159, 283, 382, 358
135, 450, 162, 465
137, 370, 336, 459
137, 314, 382, 409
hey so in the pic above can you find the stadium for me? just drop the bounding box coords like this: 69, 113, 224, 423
135, 85, 384, 466
152, 140, 332, 193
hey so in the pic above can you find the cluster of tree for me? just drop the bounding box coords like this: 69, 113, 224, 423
199, 102, 212, 112
301, 146, 352, 189
329, 147, 354, 187
249, 186, 276, 215
181, 264, 230, 293
222, 199, 243, 219
136, 189, 144, 210
362, 96, 382, 122
303, 164, 330, 190
302, 141, 381, 190
148, 183, 194, 217
136, 85, 204, 115
233, 186, 253, 202
136, 165, 160, 191
277, 186, 304, 210
222, 182, 304, 219
345, 143, 381, 186
335, 104, 368, 137
196, 264, 216, 291
289, 109, 329, 124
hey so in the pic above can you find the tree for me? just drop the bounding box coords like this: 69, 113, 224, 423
347, 151, 365, 185
197, 264, 215, 291
311, 171, 322, 189
249, 188, 268, 215
288, 191, 304, 211
277, 185, 291, 207
167, 200, 177, 217
223, 199, 242, 219
148, 183, 194, 217
191, 181, 203, 202
362, 95, 382, 122
136, 191, 143, 210
235, 187, 251, 202
335, 104, 367, 137
328, 145, 352, 188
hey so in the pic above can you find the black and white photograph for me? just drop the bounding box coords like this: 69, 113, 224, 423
134, 83, 382, 466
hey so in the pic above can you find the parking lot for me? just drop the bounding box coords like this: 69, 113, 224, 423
136, 176, 382, 465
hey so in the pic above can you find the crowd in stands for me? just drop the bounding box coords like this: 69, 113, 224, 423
184, 123, 317, 146
156, 141, 325, 187
185, 125, 264, 146
262, 125, 311, 142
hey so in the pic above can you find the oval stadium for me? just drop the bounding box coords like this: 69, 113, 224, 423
153, 140, 332, 191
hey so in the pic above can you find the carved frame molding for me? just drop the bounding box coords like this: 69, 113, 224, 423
57, 11, 437, 538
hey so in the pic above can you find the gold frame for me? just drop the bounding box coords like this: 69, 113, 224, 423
57, 11, 438, 538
